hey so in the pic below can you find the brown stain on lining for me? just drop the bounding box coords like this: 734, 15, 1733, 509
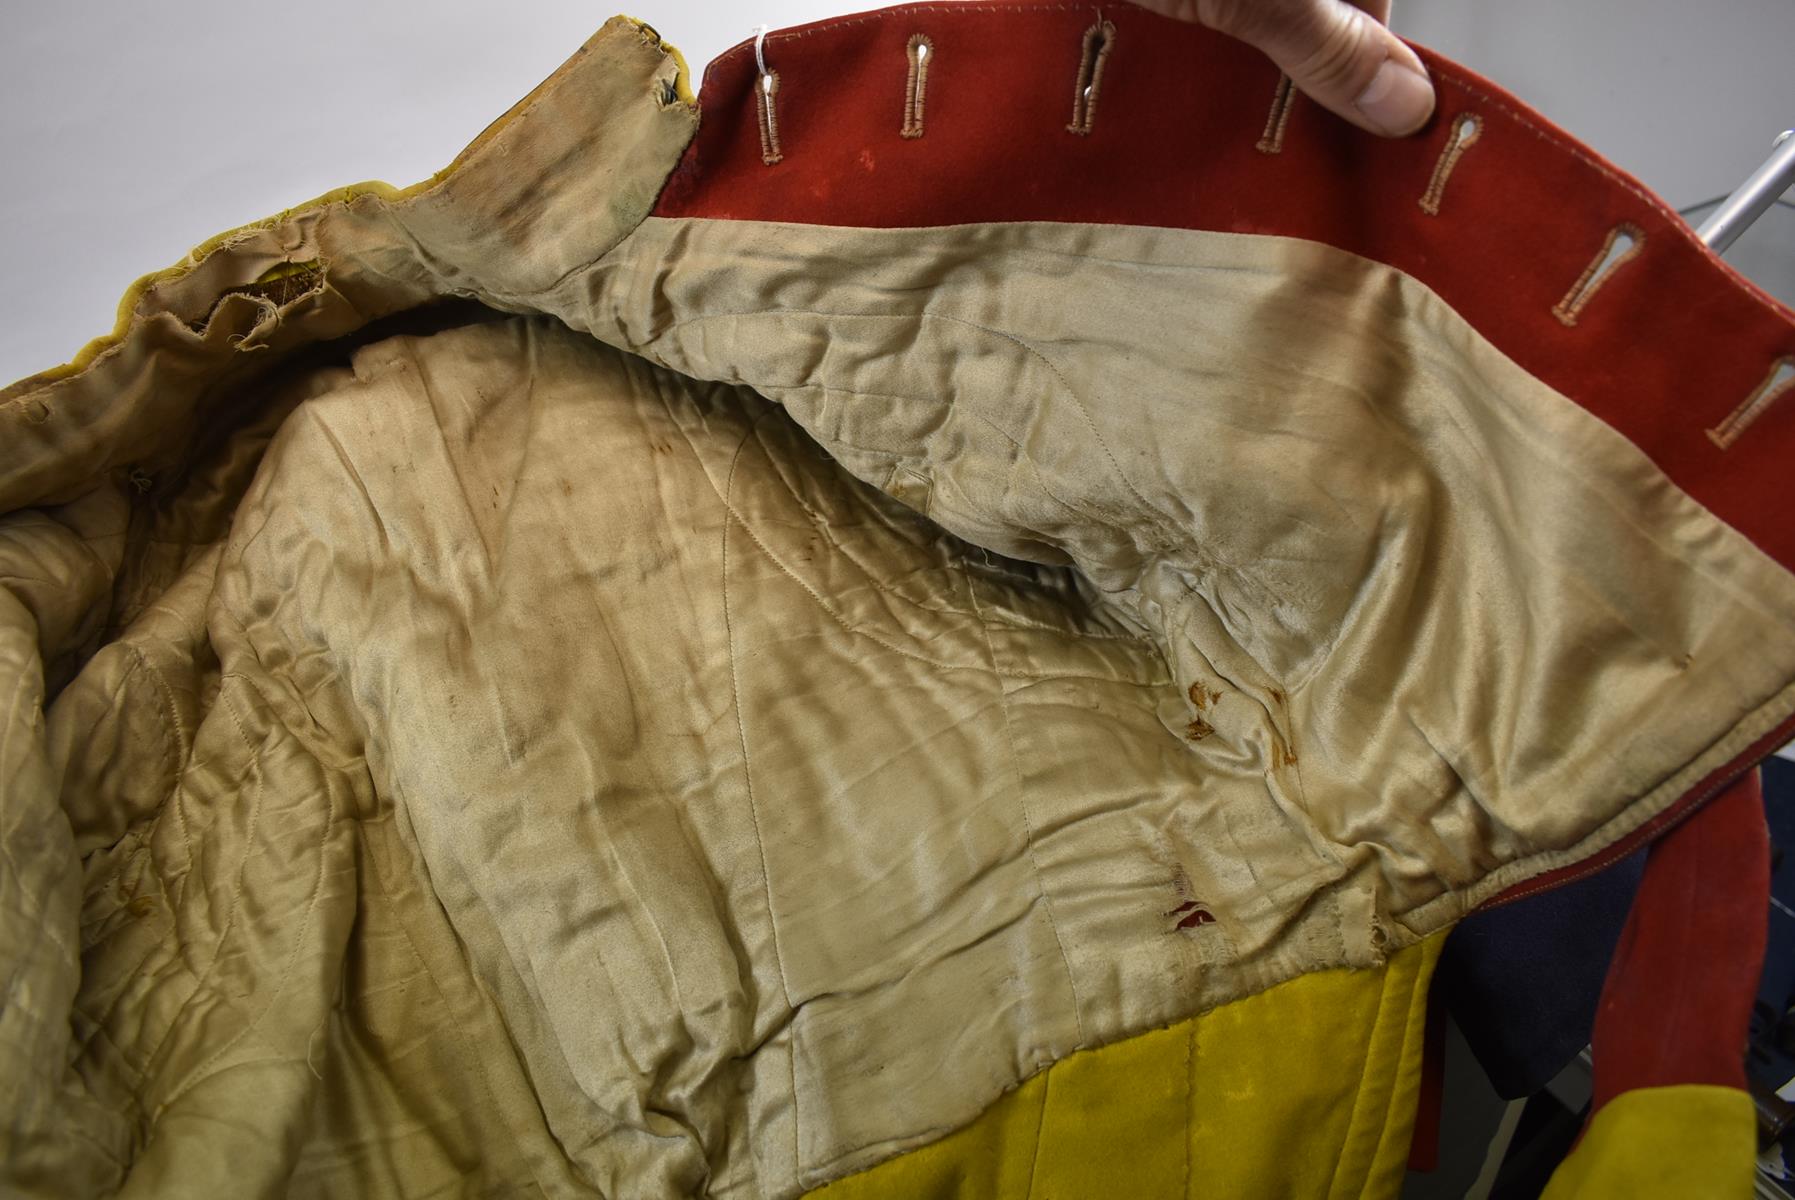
1184, 682, 1223, 741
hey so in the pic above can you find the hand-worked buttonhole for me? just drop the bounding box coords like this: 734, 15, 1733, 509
1067, 20, 1115, 136
755, 69, 784, 165
902, 35, 932, 138
1256, 74, 1296, 154
1552, 224, 1643, 326
1708, 357, 1795, 450
1419, 112, 1481, 215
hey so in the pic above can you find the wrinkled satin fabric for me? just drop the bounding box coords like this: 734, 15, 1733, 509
2, 15, 1792, 1199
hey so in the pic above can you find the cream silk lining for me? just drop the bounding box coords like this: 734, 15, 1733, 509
3, 21, 1793, 1199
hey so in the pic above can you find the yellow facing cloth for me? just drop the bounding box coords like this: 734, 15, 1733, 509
812, 936, 1443, 1200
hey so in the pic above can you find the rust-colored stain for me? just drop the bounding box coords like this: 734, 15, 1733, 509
1185, 717, 1213, 742
1279, 744, 1299, 768
1187, 682, 1222, 709
1269, 687, 1285, 707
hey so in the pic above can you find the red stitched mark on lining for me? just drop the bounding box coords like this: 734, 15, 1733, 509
1168, 898, 1217, 929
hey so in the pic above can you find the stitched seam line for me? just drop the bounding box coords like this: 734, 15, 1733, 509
652, 306, 1208, 577
154, 690, 340, 1119
720, 414, 804, 1180
966, 573, 1088, 1049
125, 644, 198, 908
1181, 1018, 1194, 1195
701, 4, 1098, 97
17, 4, 1795, 421
726, 459, 1132, 681
740, 384, 1161, 649
88, 654, 164, 906
1346, 950, 1434, 1198
1022, 1061, 1051, 1198
688, 0, 1782, 332
1322, 951, 1405, 1199
632, 348, 1167, 678
351, 818, 556, 1198
135, 683, 267, 1091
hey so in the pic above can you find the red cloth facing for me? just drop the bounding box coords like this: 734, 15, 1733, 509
656, 1, 1795, 573
1591, 770, 1769, 1108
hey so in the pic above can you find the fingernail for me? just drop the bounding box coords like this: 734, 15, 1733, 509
1354, 57, 1435, 136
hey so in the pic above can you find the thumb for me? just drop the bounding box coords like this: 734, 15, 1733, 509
1137, 0, 1437, 137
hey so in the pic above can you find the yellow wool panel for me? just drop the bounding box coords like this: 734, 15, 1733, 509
813, 937, 1442, 1200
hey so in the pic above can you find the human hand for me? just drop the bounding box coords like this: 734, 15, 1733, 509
1130, 0, 1436, 136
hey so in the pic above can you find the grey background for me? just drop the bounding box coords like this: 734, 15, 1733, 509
1, 1, 1790, 383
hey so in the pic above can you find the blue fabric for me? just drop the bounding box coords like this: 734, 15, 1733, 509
1442, 757, 1792, 1100
1748, 757, 1795, 1094
1437, 847, 1646, 1099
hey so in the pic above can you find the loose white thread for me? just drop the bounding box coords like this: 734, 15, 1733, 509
751, 24, 784, 164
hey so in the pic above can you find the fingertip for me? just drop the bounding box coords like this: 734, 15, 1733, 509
1351, 53, 1436, 136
